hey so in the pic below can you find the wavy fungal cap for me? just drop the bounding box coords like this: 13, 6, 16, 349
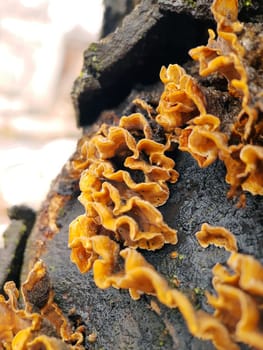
67, 0, 263, 349
155, 0, 263, 200
196, 223, 238, 252
69, 111, 178, 258
0, 260, 84, 349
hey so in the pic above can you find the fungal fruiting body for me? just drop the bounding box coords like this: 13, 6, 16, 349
67, 0, 263, 349
157, 0, 263, 201
69, 111, 178, 273
0, 0, 262, 349
0, 261, 84, 350
187, 0, 263, 200
195, 223, 238, 252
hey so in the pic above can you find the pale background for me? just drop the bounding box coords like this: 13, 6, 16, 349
0, 0, 104, 245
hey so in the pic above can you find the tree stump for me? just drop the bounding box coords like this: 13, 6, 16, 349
17, 0, 263, 349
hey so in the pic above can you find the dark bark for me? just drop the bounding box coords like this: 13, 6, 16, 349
102, 0, 139, 37
0, 205, 35, 293
71, 0, 212, 126
22, 79, 263, 348
72, 0, 263, 127
26, 146, 263, 350
16, 1, 263, 348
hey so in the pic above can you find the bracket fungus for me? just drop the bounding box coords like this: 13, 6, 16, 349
154, 0, 263, 201
67, 0, 263, 348
0, 260, 84, 349
189, 0, 263, 199
69, 111, 178, 261
156, 64, 207, 131
1, 0, 260, 349
206, 252, 263, 349
195, 223, 238, 252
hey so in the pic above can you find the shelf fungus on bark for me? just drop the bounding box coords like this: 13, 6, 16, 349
191, 0, 263, 197
69, 111, 178, 260
156, 64, 206, 131
194, 227, 263, 350
207, 252, 263, 349
0, 260, 84, 349
195, 223, 238, 252
70, 231, 263, 350
155, 0, 263, 201
67, 0, 263, 349
70, 233, 238, 350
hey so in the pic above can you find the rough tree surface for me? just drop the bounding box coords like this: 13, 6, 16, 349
13, 0, 263, 349
0, 206, 35, 293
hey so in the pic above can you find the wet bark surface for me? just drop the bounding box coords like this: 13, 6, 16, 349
22, 72, 263, 348
72, 0, 263, 126
38, 145, 263, 350
4, 0, 263, 348
71, 0, 213, 126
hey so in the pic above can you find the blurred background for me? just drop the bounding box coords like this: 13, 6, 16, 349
0, 0, 104, 244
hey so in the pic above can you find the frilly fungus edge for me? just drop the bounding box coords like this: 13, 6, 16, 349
1, 0, 262, 348
68, 0, 263, 349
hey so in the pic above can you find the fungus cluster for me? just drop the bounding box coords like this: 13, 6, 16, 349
69, 111, 179, 274
195, 0, 263, 194
206, 252, 263, 349
71, 222, 263, 349
157, 0, 263, 201
0, 261, 83, 349
2, 0, 262, 348
67, 0, 263, 348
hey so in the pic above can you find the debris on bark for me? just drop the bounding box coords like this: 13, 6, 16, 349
2, 0, 262, 349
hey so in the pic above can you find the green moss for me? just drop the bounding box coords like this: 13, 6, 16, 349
91, 62, 102, 76
89, 43, 98, 52
156, 326, 169, 348
19, 223, 27, 234
193, 287, 205, 310
184, 0, 197, 8
193, 287, 204, 296
243, 0, 253, 7
178, 254, 185, 261
194, 302, 201, 310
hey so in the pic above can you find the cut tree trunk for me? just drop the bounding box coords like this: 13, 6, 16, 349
20, 1, 263, 349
